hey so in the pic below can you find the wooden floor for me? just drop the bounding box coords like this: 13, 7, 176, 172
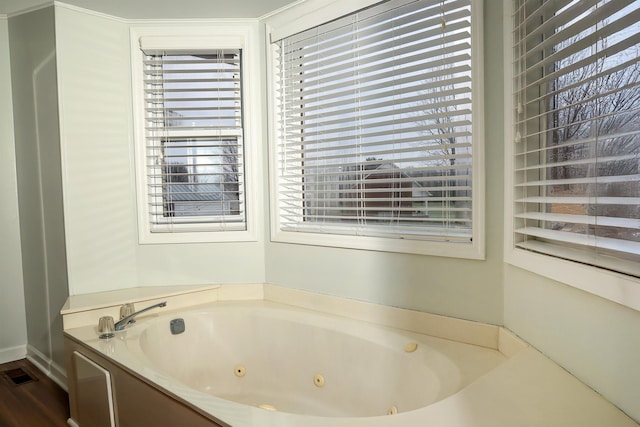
0, 359, 70, 427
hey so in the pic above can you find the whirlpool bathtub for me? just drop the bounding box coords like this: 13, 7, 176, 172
109, 301, 507, 426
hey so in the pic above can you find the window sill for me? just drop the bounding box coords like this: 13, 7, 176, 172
271, 228, 485, 260
139, 228, 257, 245
505, 247, 640, 312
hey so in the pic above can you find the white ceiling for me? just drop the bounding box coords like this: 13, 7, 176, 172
0, 0, 298, 19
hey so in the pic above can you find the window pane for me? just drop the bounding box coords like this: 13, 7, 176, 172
512, 0, 640, 274
274, 0, 476, 243
161, 138, 242, 218
144, 50, 246, 229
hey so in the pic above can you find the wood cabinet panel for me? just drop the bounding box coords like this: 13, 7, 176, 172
65, 336, 227, 427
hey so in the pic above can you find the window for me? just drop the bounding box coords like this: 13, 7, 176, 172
131, 27, 257, 244
268, 0, 484, 258
510, 0, 640, 277
143, 50, 244, 228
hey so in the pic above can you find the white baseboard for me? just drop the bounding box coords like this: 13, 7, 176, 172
26, 344, 68, 391
0, 345, 27, 364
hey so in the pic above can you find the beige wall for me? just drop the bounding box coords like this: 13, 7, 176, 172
263, 0, 505, 325
0, 17, 28, 363
8, 5, 68, 382
504, 266, 640, 422
55, 6, 266, 296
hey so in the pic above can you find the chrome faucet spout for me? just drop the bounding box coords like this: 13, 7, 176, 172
114, 301, 167, 331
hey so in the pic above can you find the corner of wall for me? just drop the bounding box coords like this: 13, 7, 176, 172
27, 344, 68, 391
0, 14, 28, 362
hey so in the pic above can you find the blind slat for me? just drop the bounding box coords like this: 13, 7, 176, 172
281, 121, 471, 147
282, 90, 471, 121
515, 174, 640, 187
516, 196, 640, 205
515, 227, 640, 255
516, 212, 640, 229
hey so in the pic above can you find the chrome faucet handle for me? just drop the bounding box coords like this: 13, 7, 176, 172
120, 303, 136, 322
98, 316, 115, 339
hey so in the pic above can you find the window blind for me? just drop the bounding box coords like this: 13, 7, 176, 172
511, 0, 640, 275
273, 0, 475, 242
142, 49, 246, 231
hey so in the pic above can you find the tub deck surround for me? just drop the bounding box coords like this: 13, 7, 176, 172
61, 283, 516, 349
264, 285, 508, 351
61, 285, 639, 426
60, 284, 264, 330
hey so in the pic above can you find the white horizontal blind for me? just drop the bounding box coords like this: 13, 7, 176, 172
143, 49, 246, 231
511, 0, 640, 275
273, 0, 475, 242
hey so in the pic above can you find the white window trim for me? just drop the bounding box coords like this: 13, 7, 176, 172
502, 0, 640, 312
130, 23, 260, 244
265, 0, 485, 259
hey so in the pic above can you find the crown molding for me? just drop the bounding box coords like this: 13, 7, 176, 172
4, 0, 299, 22
257, 0, 306, 21
4, 2, 52, 18
53, 1, 128, 23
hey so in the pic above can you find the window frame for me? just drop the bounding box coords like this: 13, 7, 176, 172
130, 24, 259, 244
265, 0, 485, 259
503, 0, 640, 312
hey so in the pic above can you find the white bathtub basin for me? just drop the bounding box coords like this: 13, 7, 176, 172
125, 302, 506, 420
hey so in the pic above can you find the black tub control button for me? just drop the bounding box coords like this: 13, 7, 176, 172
170, 318, 185, 335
